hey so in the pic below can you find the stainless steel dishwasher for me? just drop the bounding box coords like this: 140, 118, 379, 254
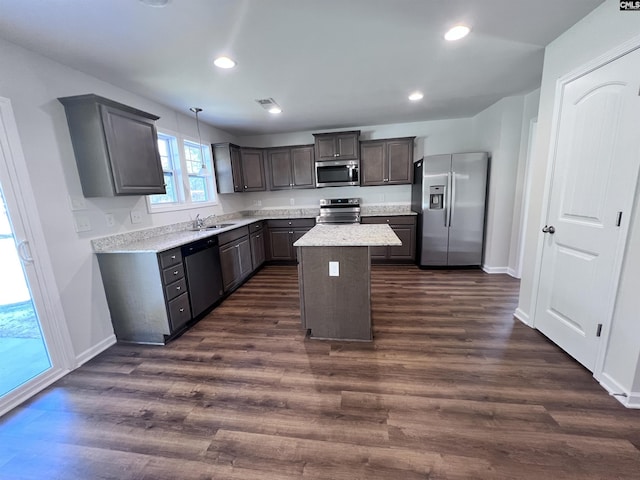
182, 236, 224, 318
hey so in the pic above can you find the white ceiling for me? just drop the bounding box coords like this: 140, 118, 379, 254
0, 0, 604, 136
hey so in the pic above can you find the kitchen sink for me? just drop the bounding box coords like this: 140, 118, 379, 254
191, 223, 235, 231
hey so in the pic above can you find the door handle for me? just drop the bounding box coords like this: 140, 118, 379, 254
449, 171, 456, 227
542, 225, 556, 234
17, 240, 34, 264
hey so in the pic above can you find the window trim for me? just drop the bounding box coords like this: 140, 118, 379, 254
146, 128, 218, 214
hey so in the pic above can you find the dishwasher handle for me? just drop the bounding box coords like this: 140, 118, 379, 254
182, 236, 218, 256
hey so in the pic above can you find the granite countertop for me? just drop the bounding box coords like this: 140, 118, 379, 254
293, 224, 401, 247
92, 205, 415, 254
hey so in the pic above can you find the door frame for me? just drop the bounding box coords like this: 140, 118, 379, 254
529, 34, 640, 382
0, 97, 75, 417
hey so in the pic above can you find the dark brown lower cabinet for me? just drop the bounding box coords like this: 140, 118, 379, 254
218, 226, 253, 292
266, 218, 315, 261
250, 223, 266, 268
361, 215, 417, 262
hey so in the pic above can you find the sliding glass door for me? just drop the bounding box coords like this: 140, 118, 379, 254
0, 97, 73, 417
0, 191, 52, 397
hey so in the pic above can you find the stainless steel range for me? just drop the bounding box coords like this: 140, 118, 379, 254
316, 198, 361, 224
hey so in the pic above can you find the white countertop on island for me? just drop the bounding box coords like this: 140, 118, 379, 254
293, 224, 401, 247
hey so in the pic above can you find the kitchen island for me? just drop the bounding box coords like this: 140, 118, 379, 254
294, 224, 401, 341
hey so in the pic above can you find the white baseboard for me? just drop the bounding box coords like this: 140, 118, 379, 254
75, 334, 117, 367
598, 373, 639, 408
626, 392, 640, 409
481, 265, 509, 274
506, 267, 520, 278
514, 307, 531, 326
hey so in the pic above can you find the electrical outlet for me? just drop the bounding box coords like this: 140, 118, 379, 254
290, 198, 295, 206
69, 195, 86, 211
130, 210, 142, 224
105, 213, 115, 227
74, 214, 92, 232
329, 261, 339, 277
256, 200, 262, 207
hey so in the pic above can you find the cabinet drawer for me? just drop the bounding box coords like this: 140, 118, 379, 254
249, 221, 264, 233
267, 218, 315, 229
162, 263, 184, 285
164, 277, 187, 302
168, 292, 191, 332
362, 215, 416, 225
159, 248, 182, 268
218, 225, 250, 246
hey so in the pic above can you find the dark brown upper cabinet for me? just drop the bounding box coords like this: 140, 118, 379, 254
313, 131, 360, 161
266, 145, 315, 190
58, 94, 165, 197
360, 137, 415, 186
213, 143, 266, 193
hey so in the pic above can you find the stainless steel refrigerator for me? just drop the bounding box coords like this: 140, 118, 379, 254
411, 153, 489, 266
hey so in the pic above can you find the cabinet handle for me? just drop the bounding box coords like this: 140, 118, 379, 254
257, 234, 261, 238
173, 270, 179, 275
386, 219, 390, 223
244, 185, 248, 189
179, 308, 184, 313
176, 286, 181, 291
171, 255, 176, 260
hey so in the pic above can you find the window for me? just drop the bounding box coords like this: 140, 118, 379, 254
149, 133, 180, 205
184, 139, 213, 203
146, 130, 218, 212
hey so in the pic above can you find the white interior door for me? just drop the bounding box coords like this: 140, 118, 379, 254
534, 47, 640, 371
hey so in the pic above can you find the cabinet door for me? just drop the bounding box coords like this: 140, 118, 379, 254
335, 132, 359, 160
250, 231, 266, 269
219, 242, 240, 291
268, 229, 294, 260
267, 149, 293, 190
237, 237, 253, 279
369, 245, 388, 260
315, 136, 337, 161
360, 142, 386, 186
389, 225, 416, 260
101, 105, 165, 195
387, 139, 413, 184
240, 148, 266, 191
230, 145, 244, 192
291, 146, 315, 188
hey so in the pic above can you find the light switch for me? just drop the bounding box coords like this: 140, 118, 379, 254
105, 213, 115, 227
74, 214, 92, 232
329, 261, 339, 277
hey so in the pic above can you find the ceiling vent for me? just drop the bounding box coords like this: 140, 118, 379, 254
255, 98, 282, 114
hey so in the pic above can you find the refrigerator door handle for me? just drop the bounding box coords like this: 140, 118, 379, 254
444, 172, 451, 227
449, 171, 456, 227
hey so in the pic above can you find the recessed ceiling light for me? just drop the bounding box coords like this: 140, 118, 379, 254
444, 25, 471, 41
268, 107, 282, 114
408, 91, 424, 101
138, 0, 170, 7
213, 56, 237, 69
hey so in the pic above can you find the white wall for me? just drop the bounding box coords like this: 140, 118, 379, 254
0, 37, 240, 361
471, 96, 524, 271
516, 0, 640, 397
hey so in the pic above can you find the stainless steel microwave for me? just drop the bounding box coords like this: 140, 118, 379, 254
315, 160, 359, 187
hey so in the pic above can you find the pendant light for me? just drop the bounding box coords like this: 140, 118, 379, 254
189, 107, 209, 176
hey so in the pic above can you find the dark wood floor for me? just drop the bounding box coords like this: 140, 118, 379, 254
1, 265, 639, 479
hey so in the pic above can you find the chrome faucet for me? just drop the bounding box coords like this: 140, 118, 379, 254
193, 213, 216, 229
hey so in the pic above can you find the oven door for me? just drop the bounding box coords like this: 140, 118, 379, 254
315, 160, 359, 187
